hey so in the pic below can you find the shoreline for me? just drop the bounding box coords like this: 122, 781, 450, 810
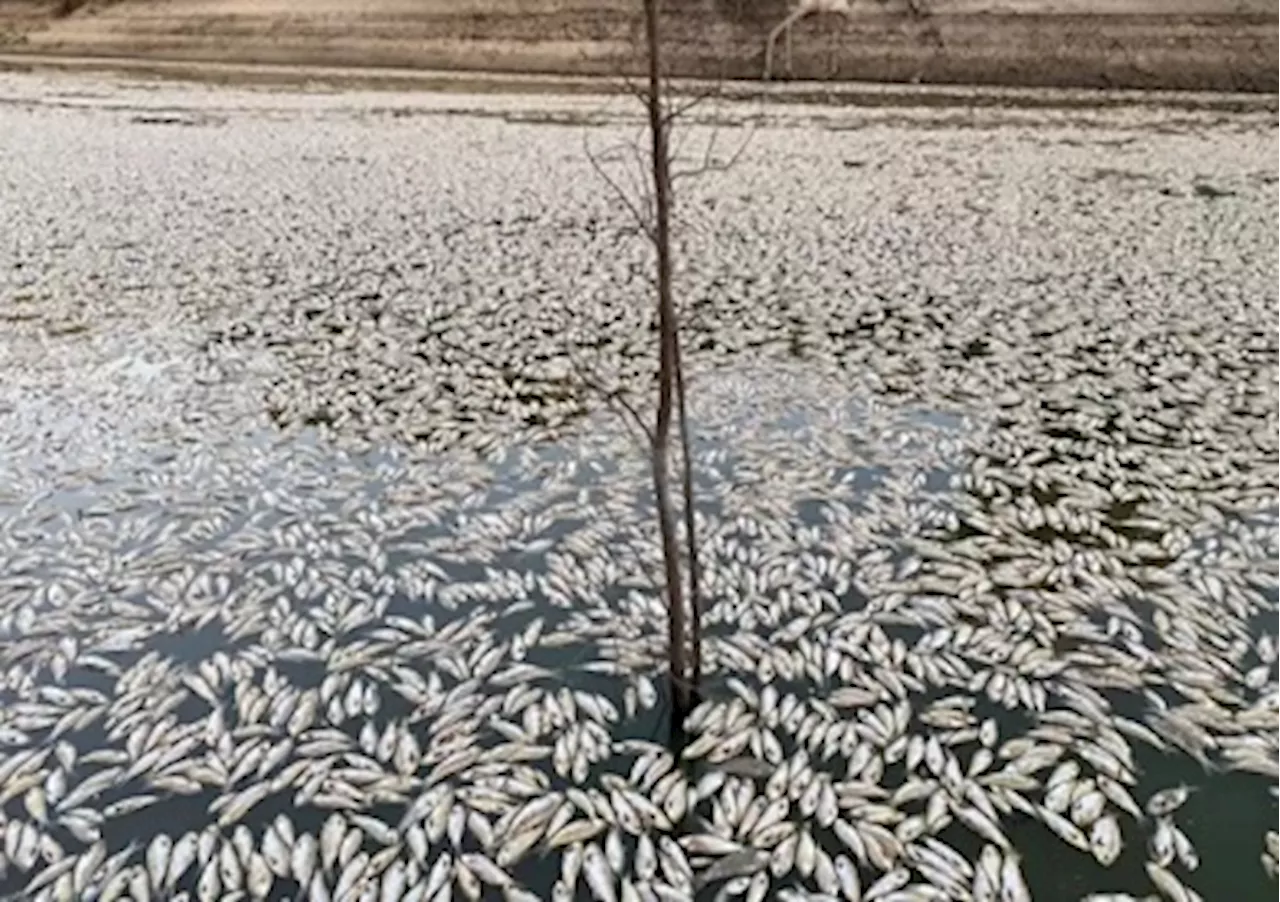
0, 51, 1275, 113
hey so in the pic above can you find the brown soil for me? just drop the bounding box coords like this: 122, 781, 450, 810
0, 0, 1275, 92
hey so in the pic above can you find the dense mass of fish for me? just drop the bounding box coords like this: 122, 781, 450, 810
0, 73, 1277, 901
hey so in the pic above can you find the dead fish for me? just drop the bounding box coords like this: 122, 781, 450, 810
697, 849, 769, 887
1146, 785, 1196, 819
583, 842, 617, 902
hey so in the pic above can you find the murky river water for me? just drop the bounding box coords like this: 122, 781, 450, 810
0, 71, 1276, 901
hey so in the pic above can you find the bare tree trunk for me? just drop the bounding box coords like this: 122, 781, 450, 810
673, 332, 702, 711
641, 0, 699, 750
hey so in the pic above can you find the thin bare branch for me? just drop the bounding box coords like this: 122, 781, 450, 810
669, 122, 755, 188
583, 130, 656, 244
568, 356, 656, 449
626, 138, 658, 226
663, 80, 725, 125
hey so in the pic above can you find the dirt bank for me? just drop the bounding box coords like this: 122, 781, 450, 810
0, 0, 1275, 92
